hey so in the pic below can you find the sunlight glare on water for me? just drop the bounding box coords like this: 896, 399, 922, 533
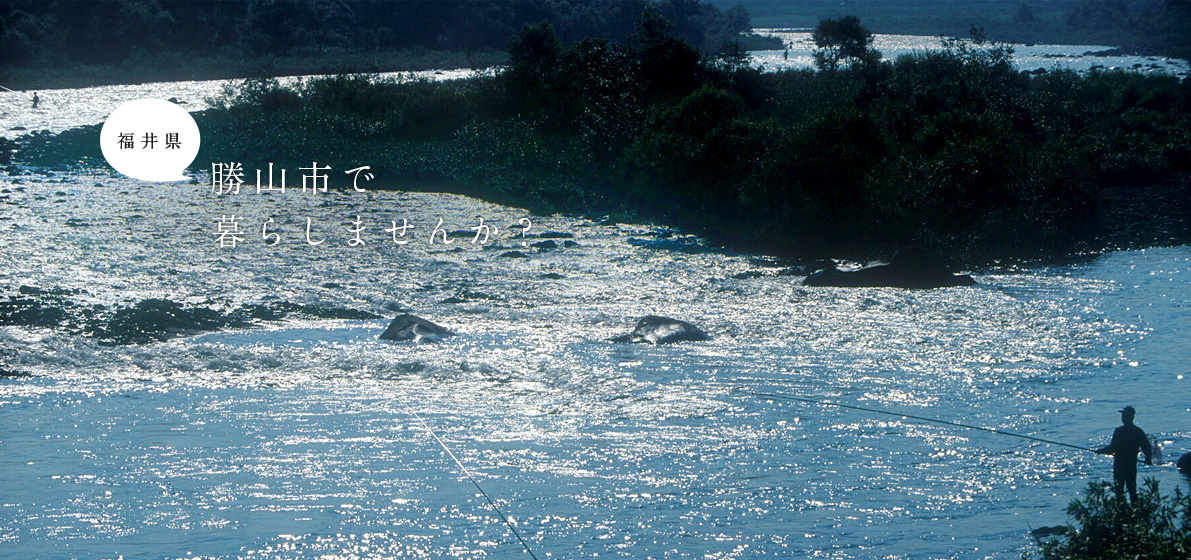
750, 29, 1190, 77
2, 168, 1188, 559
0, 68, 494, 140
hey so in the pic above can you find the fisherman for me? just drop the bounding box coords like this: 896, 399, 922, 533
31, 92, 39, 109
1095, 406, 1152, 502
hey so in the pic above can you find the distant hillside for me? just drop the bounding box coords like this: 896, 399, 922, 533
0, 0, 752, 89
707, 0, 1068, 30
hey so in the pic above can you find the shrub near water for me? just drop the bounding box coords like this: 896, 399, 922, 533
1034, 479, 1191, 560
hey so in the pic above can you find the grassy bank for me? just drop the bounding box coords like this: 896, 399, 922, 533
13, 23, 1191, 268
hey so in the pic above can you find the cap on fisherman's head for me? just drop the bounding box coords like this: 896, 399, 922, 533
1120, 406, 1136, 417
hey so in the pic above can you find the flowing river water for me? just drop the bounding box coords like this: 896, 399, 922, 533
1, 34, 1189, 560
749, 30, 1190, 77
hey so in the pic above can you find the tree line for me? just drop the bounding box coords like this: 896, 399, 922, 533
12, 13, 1190, 266
0, 0, 751, 68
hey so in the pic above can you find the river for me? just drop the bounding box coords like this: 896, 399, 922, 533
750, 29, 1190, 77
1, 35, 1189, 560
2, 32, 1187, 140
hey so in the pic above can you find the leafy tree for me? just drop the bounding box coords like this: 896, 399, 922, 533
812, 16, 879, 71
629, 6, 702, 100
969, 23, 988, 44
508, 21, 563, 75
506, 21, 563, 113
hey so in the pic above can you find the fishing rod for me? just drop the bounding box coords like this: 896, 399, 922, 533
735, 387, 1101, 452
409, 409, 542, 560
0, 84, 17, 93
738, 387, 1177, 466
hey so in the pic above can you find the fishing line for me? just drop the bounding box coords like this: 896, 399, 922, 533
735, 387, 1099, 452
409, 409, 542, 560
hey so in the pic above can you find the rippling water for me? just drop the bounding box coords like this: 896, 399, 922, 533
2, 37, 1190, 557
751, 29, 1190, 78
0, 68, 492, 140
1, 166, 1188, 558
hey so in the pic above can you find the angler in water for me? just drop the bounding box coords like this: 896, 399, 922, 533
1095, 406, 1153, 502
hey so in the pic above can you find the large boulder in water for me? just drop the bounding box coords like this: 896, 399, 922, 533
1178, 452, 1191, 476
611, 315, 710, 344
803, 248, 976, 289
379, 314, 453, 343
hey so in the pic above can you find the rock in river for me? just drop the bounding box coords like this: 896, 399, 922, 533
611, 315, 710, 344
803, 248, 976, 289
379, 314, 454, 343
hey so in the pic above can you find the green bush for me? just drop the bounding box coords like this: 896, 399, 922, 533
1034, 479, 1191, 560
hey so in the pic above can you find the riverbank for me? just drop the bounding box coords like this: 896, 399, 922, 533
10, 30, 1191, 269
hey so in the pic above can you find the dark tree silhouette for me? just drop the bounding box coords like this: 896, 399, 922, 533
812, 15, 878, 71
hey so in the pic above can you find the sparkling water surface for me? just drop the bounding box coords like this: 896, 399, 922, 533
1, 38, 1190, 558
0, 68, 492, 140
751, 30, 1190, 77
1, 167, 1188, 559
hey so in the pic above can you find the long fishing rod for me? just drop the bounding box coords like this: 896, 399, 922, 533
735, 387, 1099, 452
409, 409, 542, 560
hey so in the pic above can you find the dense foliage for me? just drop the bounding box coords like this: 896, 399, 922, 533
14, 14, 1191, 266
1034, 479, 1191, 560
811, 15, 878, 71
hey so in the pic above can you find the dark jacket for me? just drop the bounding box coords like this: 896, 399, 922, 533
1098, 424, 1152, 476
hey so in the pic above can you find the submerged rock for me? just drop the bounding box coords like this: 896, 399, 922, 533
0, 367, 31, 378
627, 237, 716, 254
803, 248, 976, 289
0, 296, 71, 328
611, 315, 710, 344
534, 231, 574, 239
379, 314, 453, 343
238, 301, 380, 321
1030, 526, 1070, 539
90, 298, 238, 345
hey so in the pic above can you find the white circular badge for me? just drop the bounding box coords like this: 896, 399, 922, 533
100, 98, 201, 182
